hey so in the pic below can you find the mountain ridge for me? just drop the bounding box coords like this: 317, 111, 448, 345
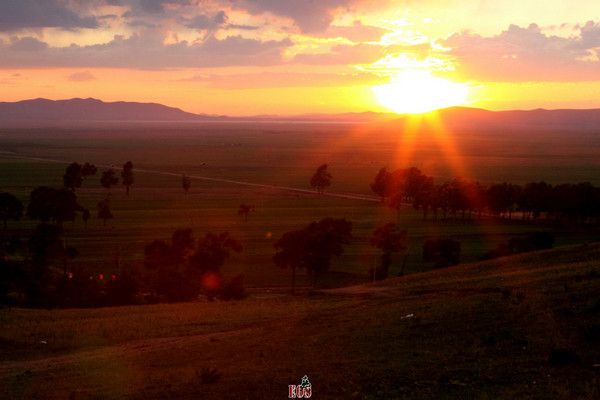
2, 97, 600, 127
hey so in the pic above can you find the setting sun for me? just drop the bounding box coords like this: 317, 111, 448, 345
373, 71, 470, 114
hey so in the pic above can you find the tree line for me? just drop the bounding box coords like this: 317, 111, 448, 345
370, 166, 600, 224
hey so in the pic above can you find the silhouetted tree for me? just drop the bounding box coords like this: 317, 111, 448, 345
182, 174, 191, 195
370, 223, 408, 279
238, 204, 254, 222
97, 197, 113, 226
370, 167, 391, 202
519, 181, 552, 220
171, 228, 194, 267
310, 164, 332, 193
100, 169, 119, 191
189, 232, 242, 299
143, 229, 197, 302
144, 240, 172, 271
27, 187, 84, 225
63, 162, 97, 191
487, 182, 521, 218
273, 229, 309, 294
0, 192, 23, 229
274, 218, 352, 290
27, 223, 68, 305
121, 161, 134, 195
82, 162, 97, 177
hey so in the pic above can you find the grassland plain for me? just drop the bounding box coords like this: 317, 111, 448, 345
1, 243, 599, 399
1, 124, 600, 287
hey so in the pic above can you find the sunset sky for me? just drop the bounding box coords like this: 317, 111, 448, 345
1, 0, 600, 115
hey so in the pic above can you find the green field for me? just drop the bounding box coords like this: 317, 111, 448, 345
1, 124, 600, 288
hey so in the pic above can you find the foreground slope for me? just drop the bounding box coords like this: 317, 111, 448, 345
1, 244, 599, 399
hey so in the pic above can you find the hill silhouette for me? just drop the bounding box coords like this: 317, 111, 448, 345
3, 98, 600, 128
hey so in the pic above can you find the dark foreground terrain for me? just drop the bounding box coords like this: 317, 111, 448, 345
1, 243, 599, 399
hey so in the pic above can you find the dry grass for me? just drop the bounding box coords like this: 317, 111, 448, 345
1, 243, 599, 399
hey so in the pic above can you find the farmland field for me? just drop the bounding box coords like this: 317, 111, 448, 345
1, 123, 600, 288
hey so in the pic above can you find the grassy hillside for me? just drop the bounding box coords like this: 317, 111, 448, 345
1, 243, 599, 399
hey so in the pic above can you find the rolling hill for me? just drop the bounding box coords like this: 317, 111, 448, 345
0, 97, 223, 123
3, 98, 600, 129
1, 243, 599, 399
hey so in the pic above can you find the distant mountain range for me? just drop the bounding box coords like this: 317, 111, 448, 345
2, 97, 600, 128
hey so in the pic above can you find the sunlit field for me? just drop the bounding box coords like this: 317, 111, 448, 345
1, 123, 600, 288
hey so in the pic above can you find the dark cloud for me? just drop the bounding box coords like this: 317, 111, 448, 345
8, 36, 49, 51
229, 0, 352, 33
0, 0, 99, 31
0, 33, 293, 69
445, 22, 600, 81
183, 11, 228, 30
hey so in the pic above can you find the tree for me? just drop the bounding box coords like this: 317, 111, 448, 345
97, 197, 113, 226
121, 161, 134, 195
238, 204, 254, 222
144, 239, 172, 271
310, 164, 332, 193
0, 192, 23, 229
189, 232, 242, 299
182, 174, 191, 195
100, 169, 119, 191
63, 162, 97, 191
274, 218, 352, 291
81, 162, 98, 177
273, 229, 309, 294
29, 223, 63, 265
143, 229, 197, 302
370, 223, 408, 279
27, 187, 84, 225
63, 162, 83, 191
171, 228, 194, 267
370, 167, 391, 202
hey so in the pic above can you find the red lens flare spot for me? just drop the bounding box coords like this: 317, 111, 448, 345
201, 272, 221, 291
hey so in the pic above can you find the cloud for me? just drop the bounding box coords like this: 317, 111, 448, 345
67, 71, 96, 81
183, 11, 228, 30
320, 21, 390, 42
445, 22, 600, 81
0, 33, 293, 69
8, 36, 49, 51
0, 0, 99, 31
229, 0, 352, 33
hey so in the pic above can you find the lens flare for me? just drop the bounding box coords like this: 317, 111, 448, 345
373, 71, 469, 114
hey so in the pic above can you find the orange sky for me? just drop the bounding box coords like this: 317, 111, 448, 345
1, 1, 600, 115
